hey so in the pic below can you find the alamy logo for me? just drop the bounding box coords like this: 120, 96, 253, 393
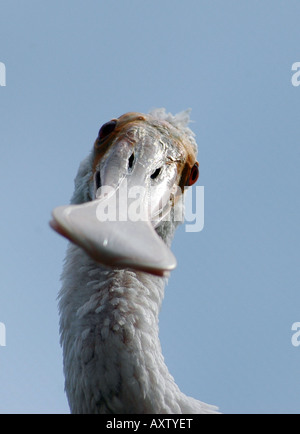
291, 322, 300, 347
95, 183, 204, 233
291, 62, 300, 87
0, 62, 6, 87
0, 322, 6, 347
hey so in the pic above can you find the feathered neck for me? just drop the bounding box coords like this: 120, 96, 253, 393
58, 243, 217, 414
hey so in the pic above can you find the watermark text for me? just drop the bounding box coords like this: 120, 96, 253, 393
0, 62, 6, 87
106, 417, 193, 430
95, 182, 204, 233
291, 322, 300, 347
0, 322, 6, 347
291, 62, 300, 87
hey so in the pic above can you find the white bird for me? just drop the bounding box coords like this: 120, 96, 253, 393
50, 108, 218, 414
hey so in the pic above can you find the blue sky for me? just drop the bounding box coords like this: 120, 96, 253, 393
0, 0, 300, 414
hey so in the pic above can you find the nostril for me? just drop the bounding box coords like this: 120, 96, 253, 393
95, 170, 101, 190
150, 167, 161, 180
128, 153, 135, 171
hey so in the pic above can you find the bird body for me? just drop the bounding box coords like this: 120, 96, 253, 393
52, 109, 218, 414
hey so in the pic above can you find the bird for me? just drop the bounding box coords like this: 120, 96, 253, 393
50, 108, 218, 414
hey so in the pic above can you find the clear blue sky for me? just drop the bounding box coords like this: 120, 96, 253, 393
0, 0, 300, 414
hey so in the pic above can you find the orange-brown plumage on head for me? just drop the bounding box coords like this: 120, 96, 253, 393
51, 108, 200, 277
92, 110, 199, 194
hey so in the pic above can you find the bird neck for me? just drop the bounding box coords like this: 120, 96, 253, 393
58, 244, 183, 413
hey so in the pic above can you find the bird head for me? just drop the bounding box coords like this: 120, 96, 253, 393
50, 109, 199, 277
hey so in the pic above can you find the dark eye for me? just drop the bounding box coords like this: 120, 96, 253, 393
187, 163, 199, 186
98, 120, 117, 140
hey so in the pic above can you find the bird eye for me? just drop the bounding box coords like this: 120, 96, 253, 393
98, 120, 117, 141
187, 163, 199, 186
